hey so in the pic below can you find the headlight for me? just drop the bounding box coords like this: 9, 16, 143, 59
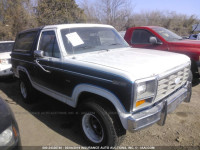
0, 59, 9, 65
137, 82, 147, 95
133, 78, 157, 110
0, 126, 17, 146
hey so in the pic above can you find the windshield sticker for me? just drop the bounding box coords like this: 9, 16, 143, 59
66, 32, 84, 46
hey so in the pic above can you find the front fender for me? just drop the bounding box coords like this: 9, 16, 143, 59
72, 84, 131, 129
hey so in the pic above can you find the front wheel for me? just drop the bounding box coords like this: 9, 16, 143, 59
82, 113, 104, 144
185, 71, 192, 103
80, 102, 126, 147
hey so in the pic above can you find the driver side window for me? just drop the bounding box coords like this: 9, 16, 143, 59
132, 29, 155, 44
39, 31, 61, 58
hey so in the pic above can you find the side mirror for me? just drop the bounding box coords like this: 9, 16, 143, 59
149, 36, 163, 45
149, 36, 158, 45
34, 50, 44, 58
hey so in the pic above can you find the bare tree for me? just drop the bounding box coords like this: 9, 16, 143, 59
78, 0, 100, 23
0, 0, 37, 40
79, 0, 133, 30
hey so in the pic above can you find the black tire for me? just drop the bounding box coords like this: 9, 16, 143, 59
79, 101, 126, 147
188, 70, 193, 83
191, 60, 199, 85
19, 74, 36, 104
186, 71, 192, 102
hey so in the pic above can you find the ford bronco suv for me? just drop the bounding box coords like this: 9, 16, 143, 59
11, 24, 192, 147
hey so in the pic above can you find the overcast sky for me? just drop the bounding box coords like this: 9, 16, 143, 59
75, 0, 200, 18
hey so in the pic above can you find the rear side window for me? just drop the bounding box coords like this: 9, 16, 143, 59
131, 29, 153, 44
14, 31, 37, 52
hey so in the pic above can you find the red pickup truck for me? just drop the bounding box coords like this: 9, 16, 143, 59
124, 26, 200, 82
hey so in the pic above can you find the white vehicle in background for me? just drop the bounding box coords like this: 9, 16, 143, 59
189, 34, 197, 40
0, 41, 14, 77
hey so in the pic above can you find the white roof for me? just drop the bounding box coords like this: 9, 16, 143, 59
43, 24, 114, 30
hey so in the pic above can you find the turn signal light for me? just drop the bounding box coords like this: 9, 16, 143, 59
12, 126, 18, 138
136, 100, 146, 107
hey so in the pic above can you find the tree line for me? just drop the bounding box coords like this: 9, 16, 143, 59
79, 0, 200, 36
0, 0, 86, 40
0, 0, 199, 40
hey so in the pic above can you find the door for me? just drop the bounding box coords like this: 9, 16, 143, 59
131, 29, 169, 51
34, 30, 65, 94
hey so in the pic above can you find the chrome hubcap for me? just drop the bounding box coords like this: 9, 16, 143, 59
82, 113, 104, 143
20, 81, 27, 98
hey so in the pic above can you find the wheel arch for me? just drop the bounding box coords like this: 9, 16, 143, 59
73, 84, 127, 112
18, 70, 28, 78
16, 66, 31, 79
73, 84, 130, 129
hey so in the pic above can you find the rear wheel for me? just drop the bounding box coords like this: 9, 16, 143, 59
19, 74, 36, 104
79, 101, 126, 147
20, 81, 28, 99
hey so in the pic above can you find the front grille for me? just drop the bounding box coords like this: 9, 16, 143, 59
155, 66, 190, 102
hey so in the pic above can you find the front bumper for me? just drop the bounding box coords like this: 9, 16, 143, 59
127, 81, 191, 132
0, 64, 13, 77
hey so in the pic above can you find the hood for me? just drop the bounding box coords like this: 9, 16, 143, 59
0, 52, 11, 59
74, 48, 190, 81
170, 39, 200, 48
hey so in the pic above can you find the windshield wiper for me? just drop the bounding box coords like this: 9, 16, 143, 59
109, 43, 122, 46
77, 45, 94, 49
99, 48, 109, 52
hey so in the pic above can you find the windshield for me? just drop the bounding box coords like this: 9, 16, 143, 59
0, 42, 14, 53
152, 27, 182, 42
61, 27, 129, 55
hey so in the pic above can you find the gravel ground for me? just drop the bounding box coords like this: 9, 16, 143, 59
0, 78, 200, 149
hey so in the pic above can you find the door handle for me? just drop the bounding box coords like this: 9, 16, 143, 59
35, 60, 51, 73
